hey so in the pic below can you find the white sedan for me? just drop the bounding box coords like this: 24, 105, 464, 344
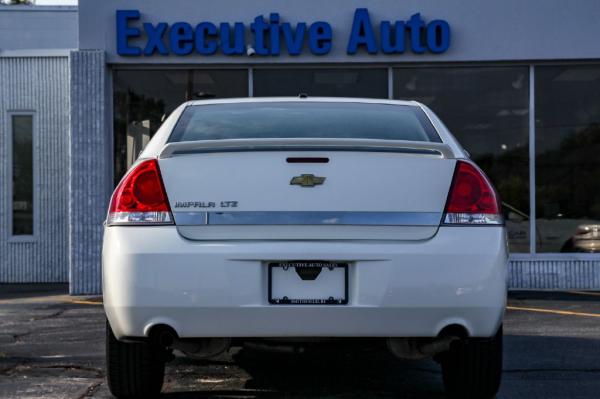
103, 98, 507, 398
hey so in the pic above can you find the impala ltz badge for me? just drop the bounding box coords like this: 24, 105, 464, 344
174, 201, 238, 208
290, 174, 326, 187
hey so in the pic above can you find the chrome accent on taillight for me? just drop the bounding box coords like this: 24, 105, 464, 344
106, 211, 173, 226
443, 213, 504, 225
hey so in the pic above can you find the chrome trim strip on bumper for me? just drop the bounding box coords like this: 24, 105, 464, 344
173, 211, 442, 226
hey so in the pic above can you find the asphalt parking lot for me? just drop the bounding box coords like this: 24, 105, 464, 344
1, 286, 599, 398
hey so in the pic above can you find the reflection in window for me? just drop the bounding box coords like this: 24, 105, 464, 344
394, 67, 530, 252
536, 65, 600, 253
12, 115, 34, 236
113, 69, 248, 183
253, 68, 388, 98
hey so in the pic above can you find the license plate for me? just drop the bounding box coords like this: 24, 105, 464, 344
268, 261, 348, 305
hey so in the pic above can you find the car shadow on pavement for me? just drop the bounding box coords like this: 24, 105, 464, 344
155, 334, 600, 399
160, 344, 446, 398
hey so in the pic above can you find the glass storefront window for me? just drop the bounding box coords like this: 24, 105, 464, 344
253, 68, 388, 98
535, 65, 600, 253
111, 64, 600, 255
394, 67, 530, 252
12, 114, 34, 236
113, 69, 248, 183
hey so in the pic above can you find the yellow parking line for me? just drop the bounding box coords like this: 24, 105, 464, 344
567, 291, 600, 297
69, 299, 103, 306
507, 305, 600, 318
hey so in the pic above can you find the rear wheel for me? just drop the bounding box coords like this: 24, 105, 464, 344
440, 326, 503, 399
106, 319, 166, 398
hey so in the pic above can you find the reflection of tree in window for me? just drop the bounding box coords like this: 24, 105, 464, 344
476, 146, 529, 215
537, 123, 600, 220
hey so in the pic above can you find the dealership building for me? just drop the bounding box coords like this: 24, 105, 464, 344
1, 0, 600, 294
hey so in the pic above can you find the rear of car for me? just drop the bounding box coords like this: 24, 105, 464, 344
103, 98, 507, 399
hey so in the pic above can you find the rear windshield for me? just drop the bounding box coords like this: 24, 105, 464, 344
168, 102, 441, 143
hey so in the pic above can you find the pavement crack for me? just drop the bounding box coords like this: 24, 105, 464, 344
76, 380, 103, 399
0, 364, 18, 375
12, 331, 32, 343
32, 308, 65, 321
1, 363, 105, 378
42, 364, 105, 378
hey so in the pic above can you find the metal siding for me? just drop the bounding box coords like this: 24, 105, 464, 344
509, 259, 600, 290
68, 50, 107, 295
0, 57, 70, 283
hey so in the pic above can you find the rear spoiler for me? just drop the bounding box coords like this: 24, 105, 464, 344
159, 138, 455, 159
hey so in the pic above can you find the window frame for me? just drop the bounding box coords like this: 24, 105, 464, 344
7, 111, 38, 242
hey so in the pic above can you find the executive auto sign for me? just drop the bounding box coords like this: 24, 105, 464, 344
116, 8, 450, 57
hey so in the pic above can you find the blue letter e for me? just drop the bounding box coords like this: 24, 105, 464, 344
117, 10, 142, 56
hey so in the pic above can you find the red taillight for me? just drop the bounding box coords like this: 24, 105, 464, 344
107, 159, 173, 225
443, 160, 503, 225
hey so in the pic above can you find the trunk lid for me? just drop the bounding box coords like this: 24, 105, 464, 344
157, 139, 456, 241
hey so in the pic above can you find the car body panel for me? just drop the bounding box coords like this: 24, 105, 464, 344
104, 98, 506, 341
158, 150, 456, 241
103, 225, 507, 339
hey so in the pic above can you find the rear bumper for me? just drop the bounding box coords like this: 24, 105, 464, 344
102, 226, 507, 339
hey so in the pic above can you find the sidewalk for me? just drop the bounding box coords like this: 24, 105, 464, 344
0, 283, 101, 305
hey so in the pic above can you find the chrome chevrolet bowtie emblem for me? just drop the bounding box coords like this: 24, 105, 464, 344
290, 174, 326, 187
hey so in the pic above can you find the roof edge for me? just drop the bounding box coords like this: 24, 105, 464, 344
0, 49, 72, 57
0, 5, 77, 12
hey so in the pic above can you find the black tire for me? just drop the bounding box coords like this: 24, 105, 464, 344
106, 319, 166, 398
441, 326, 503, 399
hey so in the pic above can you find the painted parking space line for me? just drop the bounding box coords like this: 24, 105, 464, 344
507, 305, 600, 318
70, 299, 103, 305
567, 291, 600, 297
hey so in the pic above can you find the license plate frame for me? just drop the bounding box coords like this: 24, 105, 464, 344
268, 261, 349, 305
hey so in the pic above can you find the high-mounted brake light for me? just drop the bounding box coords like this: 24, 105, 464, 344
443, 160, 503, 225
106, 159, 173, 226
